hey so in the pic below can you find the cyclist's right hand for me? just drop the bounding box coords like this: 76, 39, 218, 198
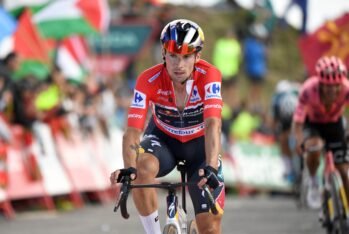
198, 165, 220, 190
110, 167, 137, 185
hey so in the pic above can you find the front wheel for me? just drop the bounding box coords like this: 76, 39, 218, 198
187, 220, 198, 234
329, 173, 348, 234
322, 189, 333, 234
163, 223, 179, 234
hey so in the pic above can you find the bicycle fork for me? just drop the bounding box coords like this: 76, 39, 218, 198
165, 189, 187, 234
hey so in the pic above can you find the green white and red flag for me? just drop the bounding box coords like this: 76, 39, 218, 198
33, 0, 110, 39
0, 9, 52, 80
56, 36, 90, 82
4, 0, 52, 17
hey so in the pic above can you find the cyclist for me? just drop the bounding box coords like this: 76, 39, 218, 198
110, 19, 225, 234
292, 56, 349, 209
271, 80, 300, 182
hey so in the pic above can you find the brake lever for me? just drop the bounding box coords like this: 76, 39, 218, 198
202, 184, 218, 215
113, 190, 124, 212
113, 176, 131, 219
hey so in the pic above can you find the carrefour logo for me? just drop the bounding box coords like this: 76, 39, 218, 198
131, 90, 146, 109
190, 86, 201, 103
205, 82, 221, 100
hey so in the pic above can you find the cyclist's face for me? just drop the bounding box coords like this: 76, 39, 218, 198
320, 83, 342, 102
164, 50, 200, 84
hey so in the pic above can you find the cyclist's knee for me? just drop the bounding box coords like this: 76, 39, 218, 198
196, 213, 222, 234
135, 153, 159, 180
304, 137, 323, 155
197, 223, 221, 234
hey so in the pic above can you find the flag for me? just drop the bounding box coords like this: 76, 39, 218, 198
0, 10, 52, 80
298, 13, 349, 76
4, 0, 51, 17
33, 0, 110, 39
283, 0, 308, 34
0, 7, 17, 42
62, 36, 90, 69
56, 36, 90, 82
14, 10, 50, 63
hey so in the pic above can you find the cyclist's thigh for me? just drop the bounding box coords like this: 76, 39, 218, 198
176, 137, 225, 215
317, 118, 349, 163
302, 123, 323, 149
140, 122, 176, 177
187, 158, 225, 215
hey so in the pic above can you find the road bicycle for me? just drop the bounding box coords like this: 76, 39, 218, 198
113, 161, 218, 234
320, 150, 349, 234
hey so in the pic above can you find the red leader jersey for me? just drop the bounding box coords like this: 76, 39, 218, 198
127, 59, 223, 143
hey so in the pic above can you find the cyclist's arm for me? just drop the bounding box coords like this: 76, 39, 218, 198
122, 127, 143, 168
204, 117, 222, 169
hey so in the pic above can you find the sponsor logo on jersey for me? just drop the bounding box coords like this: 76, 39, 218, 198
128, 114, 143, 119
204, 104, 222, 110
195, 66, 207, 74
157, 89, 172, 96
205, 82, 221, 100
190, 86, 201, 103
131, 90, 146, 109
148, 71, 161, 83
156, 119, 204, 136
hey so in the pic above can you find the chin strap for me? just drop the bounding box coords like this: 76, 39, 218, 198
181, 77, 189, 85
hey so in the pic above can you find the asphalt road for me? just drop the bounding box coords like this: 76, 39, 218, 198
0, 192, 325, 234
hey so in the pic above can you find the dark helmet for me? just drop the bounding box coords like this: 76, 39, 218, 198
160, 19, 204, 55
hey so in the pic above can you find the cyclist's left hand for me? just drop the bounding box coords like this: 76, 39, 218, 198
198, 165, 220, 190
110, 167, 137, 185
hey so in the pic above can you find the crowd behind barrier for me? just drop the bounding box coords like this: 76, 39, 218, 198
0, 115, 125, 219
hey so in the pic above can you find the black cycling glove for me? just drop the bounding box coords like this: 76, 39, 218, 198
117, 167, 137, 183
203, 165, 220, 190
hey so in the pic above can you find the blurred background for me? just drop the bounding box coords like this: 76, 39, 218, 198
0, 0, 348, 233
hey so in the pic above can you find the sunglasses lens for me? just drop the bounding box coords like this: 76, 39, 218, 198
164, 40, 195, 55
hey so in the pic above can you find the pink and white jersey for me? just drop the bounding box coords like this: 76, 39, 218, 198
293, 76, 349, 124
127, 59, 223, 143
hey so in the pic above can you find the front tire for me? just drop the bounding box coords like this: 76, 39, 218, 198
163, 223, 179, 234
329, 173, 347, 234
187, 220, 198, 234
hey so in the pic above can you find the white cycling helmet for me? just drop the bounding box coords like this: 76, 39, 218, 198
160, 19, 204, 55
278, 93, 298, 119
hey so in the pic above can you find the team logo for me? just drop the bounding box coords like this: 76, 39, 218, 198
190, 86, 201, 103
131, 90, 146, 109
205, 82, 221, 100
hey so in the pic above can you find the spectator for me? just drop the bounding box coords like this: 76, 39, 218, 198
243, 23, 268, 111
229, 100, 260, 142
114, 85, 132, 130
0, 52, 19, 120
212, 27, 241, 113
12, 75, 40, 129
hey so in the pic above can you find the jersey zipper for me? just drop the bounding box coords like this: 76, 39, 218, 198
171, 80, 192, 142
